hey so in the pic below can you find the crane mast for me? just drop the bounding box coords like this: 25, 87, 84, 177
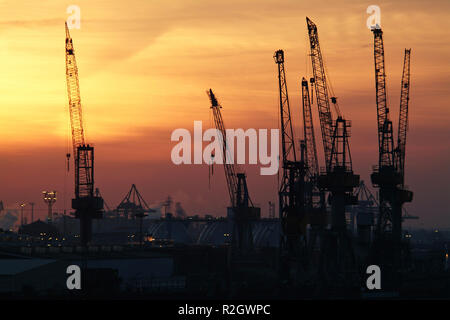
274, 49, 306, 224
274, 50, 308, 281
301, 77, 327, 264
65, 23, 103, 246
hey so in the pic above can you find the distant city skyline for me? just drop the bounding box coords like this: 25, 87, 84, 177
0, 0, 449, 227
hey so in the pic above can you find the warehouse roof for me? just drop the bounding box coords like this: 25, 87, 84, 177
0, 259, 55, 275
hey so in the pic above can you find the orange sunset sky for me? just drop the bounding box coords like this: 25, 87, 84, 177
0, 0, 449, 227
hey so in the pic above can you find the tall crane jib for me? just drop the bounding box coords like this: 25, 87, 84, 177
306, 17, 359, 205
65, 23, 103, 246
306, 17, 359, 282
372, 28, 395, 169
306, 17, 334, 171
207, 89, 238, 207
206, 89, 260, 256
396, 49, 411, 186
370, 26, 413, 276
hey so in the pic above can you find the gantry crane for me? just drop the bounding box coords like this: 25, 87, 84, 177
274, 50, 308, 281
116, 184, 155, 246
370, 26, 412, 271
65, 22, 103, 246
306, 17, 359, 281
207, 89, 260, 255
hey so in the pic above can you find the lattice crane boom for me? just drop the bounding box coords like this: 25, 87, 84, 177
207, 89, 239, 207
65, 22, 92, 198
301, 77, 319, 179
274, 50, 297, 165
306, 17, 334, 171
66, 22, 85, 151
396, 49, 411, 184
372, 27, 395, 168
